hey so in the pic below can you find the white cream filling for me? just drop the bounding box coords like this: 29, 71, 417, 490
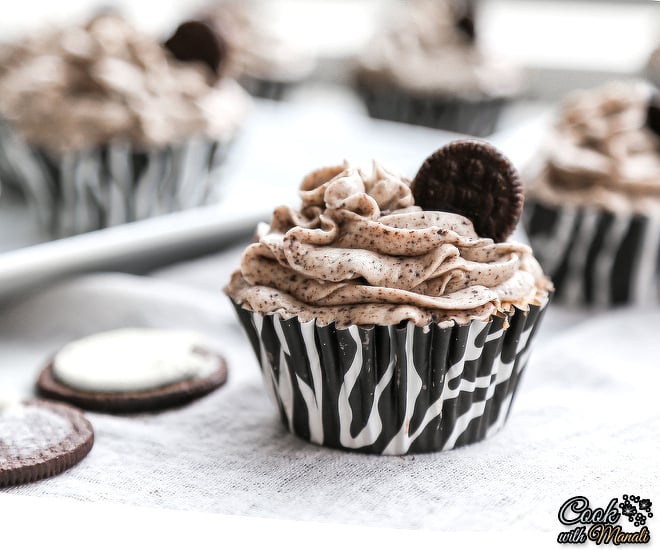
52, 329, 219, 393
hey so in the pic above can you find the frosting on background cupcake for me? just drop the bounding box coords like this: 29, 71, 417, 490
226, 161, 550, 328
530, 81, 660, 213
0, 13, 249, 152
203, 0, 316, 84
357, 0, 521, 99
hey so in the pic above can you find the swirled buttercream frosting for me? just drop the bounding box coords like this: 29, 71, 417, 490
0, 13, 250, 152
357, 0, 521, 98
531, 81, 660, 213
203, 0, 316, 83
226, 161, 551, 328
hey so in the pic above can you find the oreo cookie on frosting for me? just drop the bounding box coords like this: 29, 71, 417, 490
37, 329, 228, 413
411, 139, 524, 242
1, 399, 94, 487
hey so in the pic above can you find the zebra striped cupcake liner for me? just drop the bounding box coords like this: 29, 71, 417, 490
0, 120, 232, 236
232, 298, 550, 455
524, 200, 660, 306
355, 78, 506, 137
238, 75, 296, 101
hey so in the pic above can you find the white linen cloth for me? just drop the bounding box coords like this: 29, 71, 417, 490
0, 244, 658, 531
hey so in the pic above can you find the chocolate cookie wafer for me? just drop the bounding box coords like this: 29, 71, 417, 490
411, 140, 523, 242
37, 329, 228, 414
164, 19, 228, 78
0, 399, 94, 487
646, 90, 660, 137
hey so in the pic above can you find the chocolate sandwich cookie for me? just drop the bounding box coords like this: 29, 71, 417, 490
0, 399, 94, 487
411, 139, 523, 242
645, 91, 660, 138
164, 19, 228, 78
37, 329, 228, 414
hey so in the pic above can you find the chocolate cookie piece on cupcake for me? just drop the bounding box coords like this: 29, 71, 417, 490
225, 140, 552, 454
523, 81, 660, 306
37, 329, 228, 413
0, 13, 250, 236
0, 399, 94, 487
355, 0, 523, 136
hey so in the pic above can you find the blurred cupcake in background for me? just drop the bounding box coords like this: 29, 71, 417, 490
0, 13, 250, 236
523, 81, 660, 306
167, 0, 316, 101
355, 0, 523, 136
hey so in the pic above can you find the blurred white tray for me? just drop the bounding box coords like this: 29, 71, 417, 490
0, 96, 551, 301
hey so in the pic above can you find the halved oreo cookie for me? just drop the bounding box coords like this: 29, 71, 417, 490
411, 140, 523, 242
37, 329, 228, 414
0, 399, 94, 487
164, 19, 228, 78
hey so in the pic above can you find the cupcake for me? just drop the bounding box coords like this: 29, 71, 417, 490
523, 81, 660, 306
355, 0, 522, 136
0, 13, 250, 236
166, 1, 316, 101
225, 140, 552, 454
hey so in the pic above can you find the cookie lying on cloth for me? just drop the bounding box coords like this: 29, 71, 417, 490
37, 329, 228, 414
0, 399, 94, 487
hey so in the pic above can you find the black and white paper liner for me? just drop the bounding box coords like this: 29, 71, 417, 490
233, 299, 549, 455
239, 75, 295, 101
355, 80, 506, 137
0, 120, 55, 228
524, 199, 660, 306
0, 120, 232, 236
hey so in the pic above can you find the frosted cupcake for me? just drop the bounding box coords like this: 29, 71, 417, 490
355, 0, 522, 136
226, 140, 552, 454
167, 0, 316, 101
0, 13, 250, 236
524, 81, 660, 306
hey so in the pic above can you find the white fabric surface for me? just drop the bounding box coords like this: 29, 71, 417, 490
0, 243, 658, 531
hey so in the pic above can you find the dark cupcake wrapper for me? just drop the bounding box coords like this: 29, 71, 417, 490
524, 199, 660, 306
355, 77, 507, 137
232, 298, 550, 455
0, 120, 233, 236
239, 75, 297, 101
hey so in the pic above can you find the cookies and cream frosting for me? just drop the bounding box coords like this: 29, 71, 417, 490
205, 0, 315, 83
531, 81, 660, 213
357, 0, 521, 98
52, 329, 220, 393
0, 14, 250, 152
226, 161, 550, 328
